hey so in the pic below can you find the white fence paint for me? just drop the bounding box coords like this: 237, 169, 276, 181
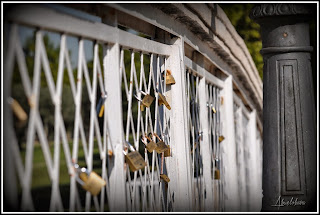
3, 4, 263, 212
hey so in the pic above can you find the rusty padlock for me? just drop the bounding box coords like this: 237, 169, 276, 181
141, 134, 157, 153
124, 141, 146, 172
153, 133, 169, 154
160, 150, 170, 183
165, 69, 175, 85
160, 174, 171, 183
74, 164, 106, 196
158, 92, 171, 110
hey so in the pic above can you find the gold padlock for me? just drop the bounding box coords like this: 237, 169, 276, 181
153, 133, 169, 154
165, 69, 176, 85
164, 147, 171, 157
135, 91, 154, 109
140, 91, 154, 107
212, 106, 217, 114
142, 135, 157, 153
158, 93, 171, 110
124, 141, 146, 172
140, 104, 145, 112
219, 135, 225, 143
214, 169, 220, 180
160, 174, 170, 183
9, 97, 28, 122
74, 164, 106, 196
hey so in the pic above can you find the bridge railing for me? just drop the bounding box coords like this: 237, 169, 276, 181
3, 3, 263, 212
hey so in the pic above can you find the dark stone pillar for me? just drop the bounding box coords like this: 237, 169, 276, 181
250, 4, 316, 212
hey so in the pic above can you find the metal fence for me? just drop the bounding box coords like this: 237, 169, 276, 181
3, 4, 263, 212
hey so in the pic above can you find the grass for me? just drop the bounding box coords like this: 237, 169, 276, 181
15, 140, 107, 212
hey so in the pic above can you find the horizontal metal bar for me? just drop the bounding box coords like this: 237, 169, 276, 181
6, 4, 171, 56
233, 92, 250, 120
184, 56, 224, 89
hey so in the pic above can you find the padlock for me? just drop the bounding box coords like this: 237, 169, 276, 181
124, 141, 146, 172
153, 133, 169, 153
190, 142, 198, 154
135, 91, 154, 109
164, 147, 171, 157
212, 106, 217, 114
140, 91, 154, 107
165, 69, 176, 85
140, 104, 145, 112
214, 169, 220, 180
160, 174, 170, 183
74, 164, 106, 196
219, 135, 225, 143
96, 92, 107, 118
141, 134, 157, 153
9, 97, 28, 122
158, 93, 171, 110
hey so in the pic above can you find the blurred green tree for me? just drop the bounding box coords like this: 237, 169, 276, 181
219, 3, 263, 79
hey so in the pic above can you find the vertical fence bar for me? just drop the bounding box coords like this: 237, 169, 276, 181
199, 78, 214, 211
166, 37, 192, 212
220, 76, 239, 211
104, 42, 126, 211
247, 110, 261, 211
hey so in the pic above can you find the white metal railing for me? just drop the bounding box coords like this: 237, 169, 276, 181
3, 4, 263, 212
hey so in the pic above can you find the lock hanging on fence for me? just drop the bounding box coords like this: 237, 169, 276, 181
74, 163, 106, 196
160, 150, 170, 183
214, 158, 220, 180
152, 133, 169, 154
124, 141, 147, 172
164, 147, 171, 157
219, 135, 225, 143
212, 106, 217, 114
141, 134, 157, 153
158, 92, 171, 110
8, 97, 28, 122
165, 69, 176, 85
134, 91, 154, 111
96, 92, 108, 117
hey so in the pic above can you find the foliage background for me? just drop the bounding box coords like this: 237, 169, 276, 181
219, 4, 263, 80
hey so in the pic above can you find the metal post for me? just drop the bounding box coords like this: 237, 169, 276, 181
250, 3, 316, 211
220, 76, 240, 211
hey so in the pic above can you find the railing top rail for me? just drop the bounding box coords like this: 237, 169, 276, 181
184, 56, 224, 89
6, 4, 171, 56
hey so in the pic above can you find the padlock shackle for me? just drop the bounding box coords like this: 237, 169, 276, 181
145, 135, 152, 142
134, 93, 142, 102
101, 90, 108, 99
166, 69, 171, 75
125, 141, 136, 152
153, 133, 162, 142
140, 135, 148, 145
140, 90, 147, 96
